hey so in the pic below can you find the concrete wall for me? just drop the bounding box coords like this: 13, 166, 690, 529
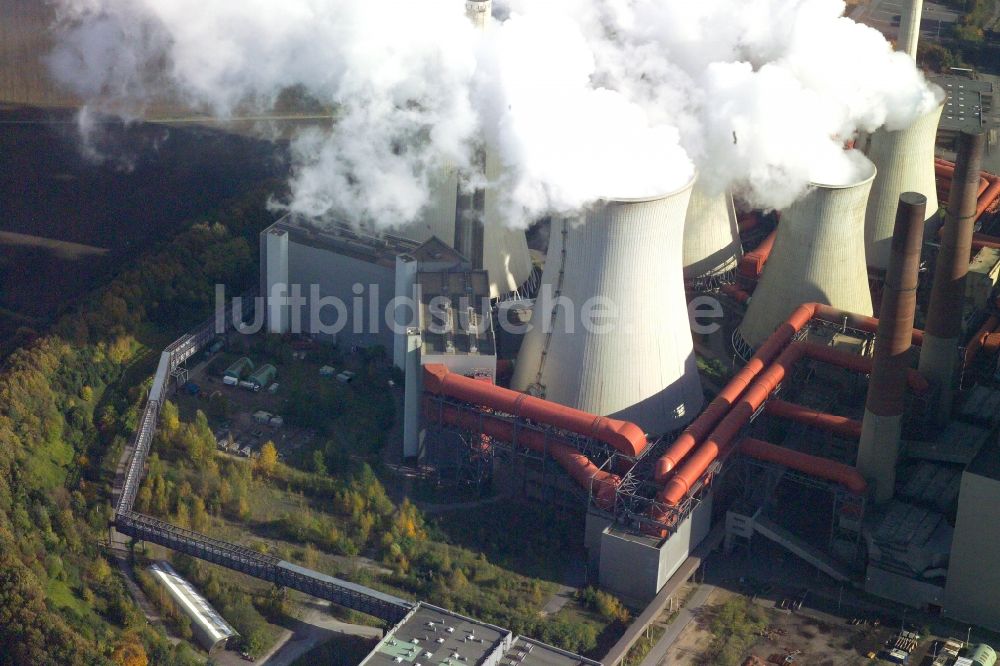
263, 229, 290, 334
865, 565, 945, 608
599, 496, 712, 606
420, 353, 497, 380
944, 468, 1000, 631
403, 329, 422, 458
393, 254, 419, 370
285, 240, 397, 351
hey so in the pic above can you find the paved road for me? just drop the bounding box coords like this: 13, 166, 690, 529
263, 599, 382, 666
541, 584, 576, 616
639, 585, 716, 666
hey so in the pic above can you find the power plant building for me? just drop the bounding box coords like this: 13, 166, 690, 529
360, 602, 600, 666
259, 214, 421, 351
944, 447, 1000, 630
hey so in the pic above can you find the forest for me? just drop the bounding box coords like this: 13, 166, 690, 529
0, 184, 275, 665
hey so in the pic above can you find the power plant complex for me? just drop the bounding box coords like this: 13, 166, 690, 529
252, 0, 1000, 652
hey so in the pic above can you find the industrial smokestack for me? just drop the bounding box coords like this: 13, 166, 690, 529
465, 0, 492, 29
918, 130, 986, 424
459, 0, 534, 298
898, 0, 924, 58
511, 177, 704, 435
682, 185, 743, 282
858, 192, 926, 503
735, 159, 877, 350
863, 93, 944, 271
483, 149, 535, 298
404, 0, 533, 298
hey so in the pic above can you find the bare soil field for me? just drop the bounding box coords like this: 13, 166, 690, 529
660, 588, 899, 666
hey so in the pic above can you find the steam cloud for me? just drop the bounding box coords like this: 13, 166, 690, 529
48, 0, 941, 227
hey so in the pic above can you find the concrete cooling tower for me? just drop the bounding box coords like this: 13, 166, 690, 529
736, 159, 877, 349
682, 185, 743, 282
511, 177, 704, 436
863, 95, 944, 271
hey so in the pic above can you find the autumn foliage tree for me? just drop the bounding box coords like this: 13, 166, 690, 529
255, 441, 278, 478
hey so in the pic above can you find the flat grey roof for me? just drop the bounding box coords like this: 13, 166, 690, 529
967, 444, 1000, 483
932, 75, 994, 132
276, 561, 411, 608
504, 638, 603, 666
360, 603, 509, 666
269, 214, 420, 269
149, 562, 238, 644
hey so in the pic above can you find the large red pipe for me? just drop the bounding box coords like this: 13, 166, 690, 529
964, 314, 1000, 367
797, 341, 929, 395
738, 438, 868, 495
653, 303, 924, 483
935, 161, 990, 199
657, 341, 805, 507
737, 227, 778, 282
423, 364, 648, 457
763, 399, 863, 440
655, 338, 927, 507
427, 401, 621, 508
980, 175, 1000, 219
984, 332, 1000, 355
934, 157, 1000, 227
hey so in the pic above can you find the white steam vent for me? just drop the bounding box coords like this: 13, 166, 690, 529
511, 176, 704, 435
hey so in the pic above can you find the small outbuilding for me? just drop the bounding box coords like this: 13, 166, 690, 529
148, 561, 238, 653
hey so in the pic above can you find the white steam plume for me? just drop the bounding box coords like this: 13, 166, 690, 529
48, 0, 940, 226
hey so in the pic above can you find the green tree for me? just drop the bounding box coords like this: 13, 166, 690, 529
311, 450, 327, 476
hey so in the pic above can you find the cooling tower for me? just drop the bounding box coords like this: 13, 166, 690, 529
682, 184, 742, 281
511, 177, 704, 435
863, 95, 943, 271
736, 160, 877, 349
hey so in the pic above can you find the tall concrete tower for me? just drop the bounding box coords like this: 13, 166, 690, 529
863, 94, 944, 271
919, 130, 986, 424
898, 0, 924, 58
511, 176, 704, 435
454, 0, 534, 298
682, 184, 743, 282
858, 193, 926, 503
263, 227, 290, 334
736, 159, 877, 349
